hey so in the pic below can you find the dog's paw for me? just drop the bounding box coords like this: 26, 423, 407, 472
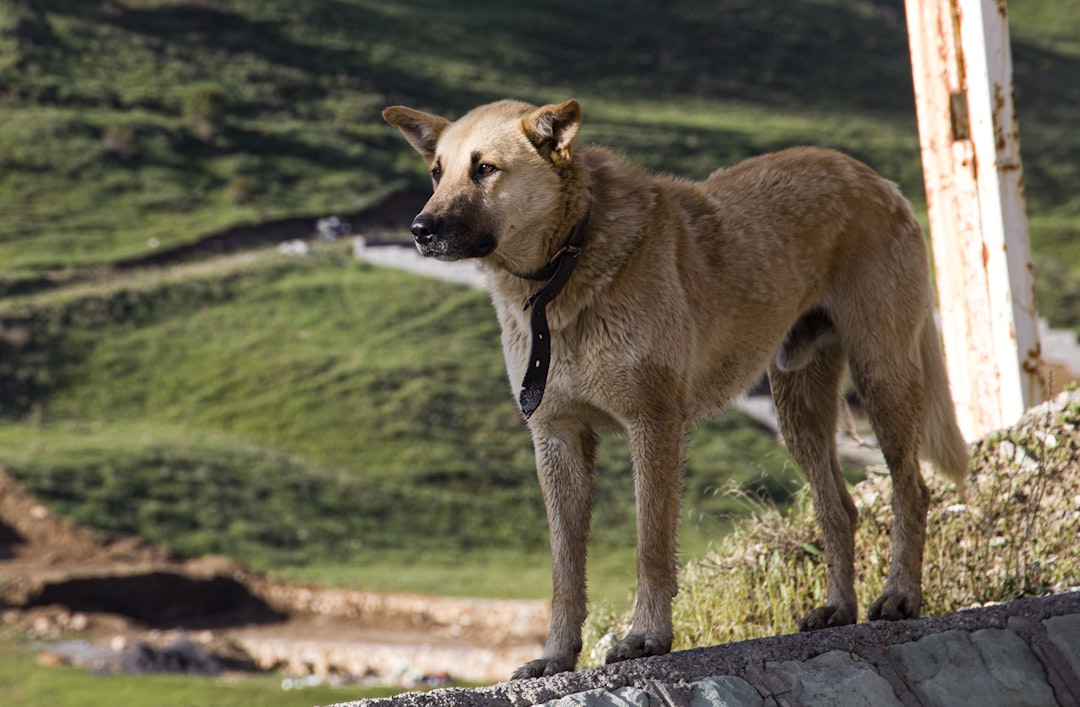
797, 603, 857, 632
511, 655, 576, 680
868, 588, 921, 621
604, 631, 672, 665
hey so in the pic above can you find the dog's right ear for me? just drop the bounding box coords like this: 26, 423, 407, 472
522, 100, 581, 166
382, 106, 450, 162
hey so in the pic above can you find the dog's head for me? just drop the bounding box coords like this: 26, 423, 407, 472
382, 99, 581, 266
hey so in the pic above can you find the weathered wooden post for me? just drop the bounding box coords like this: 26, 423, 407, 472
904, 0, 1044, 440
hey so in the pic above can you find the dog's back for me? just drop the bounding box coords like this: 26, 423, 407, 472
701, 147, 967, 481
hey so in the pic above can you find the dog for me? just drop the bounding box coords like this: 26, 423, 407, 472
383, 99, 969, 678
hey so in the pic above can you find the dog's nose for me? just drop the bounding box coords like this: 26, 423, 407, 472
411, 214, 438, 245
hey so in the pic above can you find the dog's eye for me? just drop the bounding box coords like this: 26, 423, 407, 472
476, 163, 498, 177
431, 165, 442, 182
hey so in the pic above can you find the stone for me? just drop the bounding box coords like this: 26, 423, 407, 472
888, 628, 1056, 706
689, 675, 764, 706
1044, 614, 1080, 681
539, 686, 650, 707
765, 650, 902, 706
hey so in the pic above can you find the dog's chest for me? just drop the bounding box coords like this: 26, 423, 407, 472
499, 297, 644, 411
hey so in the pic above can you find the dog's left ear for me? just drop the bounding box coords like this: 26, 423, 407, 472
522, 99, 581, 165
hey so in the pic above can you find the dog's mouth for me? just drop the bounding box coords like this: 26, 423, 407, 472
414, 237, 494, 260
411, 225, 494, 261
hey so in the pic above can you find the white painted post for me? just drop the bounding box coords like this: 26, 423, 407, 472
904, 0, 1044, 440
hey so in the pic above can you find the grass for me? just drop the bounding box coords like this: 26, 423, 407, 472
0, 245, 799, 602
581, 392, 1080, 666
2, 1, 1079, 292
1, 1, 1079, 702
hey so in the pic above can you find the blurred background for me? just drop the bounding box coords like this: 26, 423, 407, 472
0, 0, 1077, 704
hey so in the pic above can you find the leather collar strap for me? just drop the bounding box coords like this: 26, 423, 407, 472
518, 209, 590, 418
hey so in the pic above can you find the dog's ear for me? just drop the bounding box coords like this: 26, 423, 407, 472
522, 99, 581, 165
382, 106, 450, 163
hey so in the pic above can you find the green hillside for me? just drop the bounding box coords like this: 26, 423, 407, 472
4, 1, 1078, 280
1, 0, 1079, 599
0, 244, 800, 596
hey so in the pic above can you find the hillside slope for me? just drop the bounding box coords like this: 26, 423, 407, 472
0, 245, 799, 596
1, 0, 1078, 596
2, 1, 1078, 314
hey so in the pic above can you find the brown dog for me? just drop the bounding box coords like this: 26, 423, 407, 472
383, 99, 969, 678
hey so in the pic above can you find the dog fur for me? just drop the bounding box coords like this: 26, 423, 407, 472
383, 99, 969, 678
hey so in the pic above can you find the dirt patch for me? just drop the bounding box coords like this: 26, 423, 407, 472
0, 186, 424, 298
0, 466, 174, 569
115, 187, 424, 270
0, 467, 547, 684
25, 572, 286, 629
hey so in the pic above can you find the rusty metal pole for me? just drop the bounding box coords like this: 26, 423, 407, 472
904, 0, 1044, 440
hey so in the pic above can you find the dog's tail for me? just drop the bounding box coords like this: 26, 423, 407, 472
918, 310, 970, 489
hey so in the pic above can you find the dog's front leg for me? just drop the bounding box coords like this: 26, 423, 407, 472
512, 418, 597, 679
606, 414, 685, 664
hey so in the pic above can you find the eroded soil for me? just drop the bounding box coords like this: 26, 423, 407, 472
0, 467, 547, 684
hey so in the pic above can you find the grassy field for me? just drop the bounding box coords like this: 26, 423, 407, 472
2, 1, 1078, 281
0, 0, 1075, 578
0, 244, 800, 597
1, 0, 1079, 701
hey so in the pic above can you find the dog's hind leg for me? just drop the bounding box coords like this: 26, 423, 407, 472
513, 418, 598, 679
848, 330, 931, 622
769, 326, 860, 630
775, 307, 839, 373
605, 411, 685, 664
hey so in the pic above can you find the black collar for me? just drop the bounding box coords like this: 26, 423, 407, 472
515, 210, 590, 282
518, 208, 590, 418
